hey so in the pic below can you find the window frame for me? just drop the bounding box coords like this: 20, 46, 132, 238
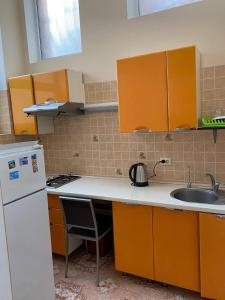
127, 0, 203, 19
0, 27, 7, 91
23, 0, 82, 63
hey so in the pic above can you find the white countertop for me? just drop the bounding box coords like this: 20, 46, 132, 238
46, 176, 225, 214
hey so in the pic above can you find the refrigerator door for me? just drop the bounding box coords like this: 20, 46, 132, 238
0, 147, 46, 205
3, 189, 55, 300
0, 194, 12, 300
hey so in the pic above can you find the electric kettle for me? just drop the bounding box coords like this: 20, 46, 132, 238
129, 163, 149, 187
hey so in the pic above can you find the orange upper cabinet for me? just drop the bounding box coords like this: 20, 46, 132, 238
117, 46, 200, 133
167, 46, 200, 131
113, 202, 154, 280
8, 75, 37, 135
8, 69, 83, 136
117, 51, 168, 133
199, 213, 225, 299
33, 69, 84, 104
153, 207, 200, 292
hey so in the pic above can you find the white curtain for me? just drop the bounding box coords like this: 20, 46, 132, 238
36, 0, 82, 59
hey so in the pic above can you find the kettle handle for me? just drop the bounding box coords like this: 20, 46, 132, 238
129, 164, 137, 183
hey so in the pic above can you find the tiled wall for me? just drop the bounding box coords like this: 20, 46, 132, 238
202, 65, 225, 117
39, 64, 225, 184
0, 134, 15, 144
84, 81, 117, 104
0, 91, 11, 134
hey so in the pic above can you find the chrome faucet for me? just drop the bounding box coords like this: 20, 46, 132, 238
187, 166, 192, 188
206, 173, 220, 193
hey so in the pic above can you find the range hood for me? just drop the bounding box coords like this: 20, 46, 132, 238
23, 101, 84, 117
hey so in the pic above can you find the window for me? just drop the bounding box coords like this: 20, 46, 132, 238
23, 0, 82, 62
127, 0, 202, 19
0, 28, 7, 90
36, 0, 82, 59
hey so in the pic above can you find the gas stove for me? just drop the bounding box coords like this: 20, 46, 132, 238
46, 175, 81, 189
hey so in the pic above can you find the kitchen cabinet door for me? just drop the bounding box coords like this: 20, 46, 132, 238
199, 213, 225, 299
48, 194, 66, 255
113, 202, 154, 279
153, 207, 200, 292
8, 75, 37, 135
50, 224, 66, 256
167, 46, 200, 131
49, 208, 64, 225
117, 51, 168, 133
33, 69, 69, 104
48, 194, 62, 209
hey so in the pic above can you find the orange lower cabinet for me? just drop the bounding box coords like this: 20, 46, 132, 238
113, 202, 154, 280
50, 224, 66, 256
153, 207, 200, 292
199, 213, 225, 299
48, 194, 62, 209
49, 208, 64, 225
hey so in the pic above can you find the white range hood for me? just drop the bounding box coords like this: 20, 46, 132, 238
23, 101, 84, 117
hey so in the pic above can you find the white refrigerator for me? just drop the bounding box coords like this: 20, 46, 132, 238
0, 141, 55, 300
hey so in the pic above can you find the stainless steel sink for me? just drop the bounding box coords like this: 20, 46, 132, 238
170, 188, 225, 205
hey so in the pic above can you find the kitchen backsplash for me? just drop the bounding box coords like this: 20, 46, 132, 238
40, 64, 225, 185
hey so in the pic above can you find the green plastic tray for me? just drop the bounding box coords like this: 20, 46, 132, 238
202, 117, 225, 128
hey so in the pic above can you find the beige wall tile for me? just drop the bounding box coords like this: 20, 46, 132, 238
0, 91, 11, 134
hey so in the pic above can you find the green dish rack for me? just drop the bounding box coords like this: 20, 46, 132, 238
202, 117, 225, 128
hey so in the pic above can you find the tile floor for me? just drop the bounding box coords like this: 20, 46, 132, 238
54, 249, 203, 300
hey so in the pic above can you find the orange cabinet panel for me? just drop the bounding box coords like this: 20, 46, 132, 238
33, 69, 69, 104
49, 208, 64, 225
117, 51, 168, 133
167, 46, 200, 130
199, 213, 225, 299
48, 194, 66, 255
48, 194, 61, 209
113, 202, 154, 279
50, 224, 66, 256
8, 75, 37, 135
153, 207, 200, 292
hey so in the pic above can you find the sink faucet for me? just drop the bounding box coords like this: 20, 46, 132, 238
206, 173, 220, 193
187, 166, 192, 188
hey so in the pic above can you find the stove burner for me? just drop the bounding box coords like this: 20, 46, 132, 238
46, 175, 81, 189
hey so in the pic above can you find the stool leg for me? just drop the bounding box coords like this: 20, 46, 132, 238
65, 233, 69, 278
96, 239, 100, 286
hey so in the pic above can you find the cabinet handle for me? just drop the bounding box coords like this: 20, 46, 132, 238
215, 214, 225, 219
175, 127, 194, 131
133, 128, 152, 134
166, 207, 184, 212
20, 130, 29, 134
45, 98, 56, 103
121, 202, 140, 206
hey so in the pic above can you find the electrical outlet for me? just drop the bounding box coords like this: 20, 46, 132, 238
160, 157, 171, 165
